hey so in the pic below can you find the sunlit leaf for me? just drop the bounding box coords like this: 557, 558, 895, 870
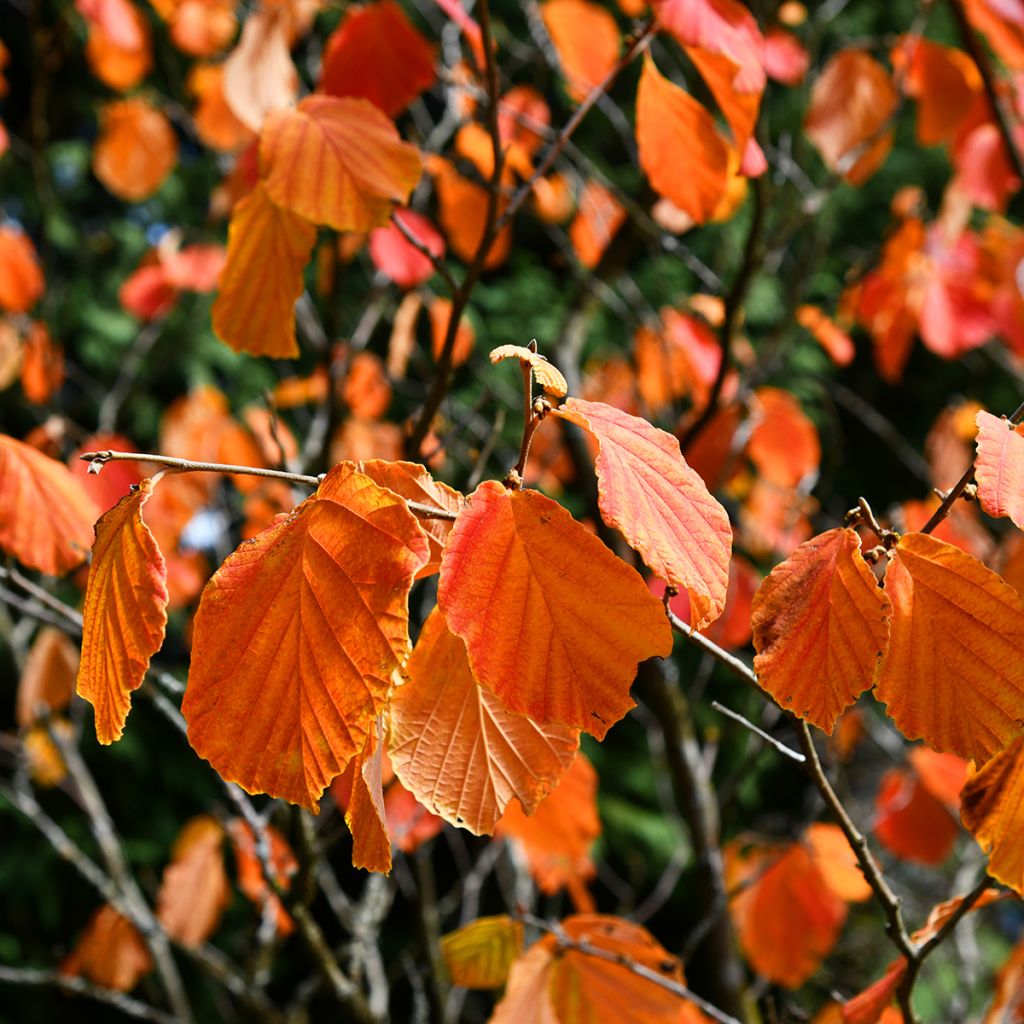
975, 410, 1024, 530
92, 98, 178, 202
541, 0, 619, 102
441, 915, 524, 989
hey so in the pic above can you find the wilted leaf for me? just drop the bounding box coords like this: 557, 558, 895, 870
961, 736, 1024, 895
636, 55, 730, 225
344, 718, 391, 873
553, 397, 732, 629
156, 816, 230, 947
212, 182, 316, 359
975, 410, 1024, 530
260, 96, 422, 233
442, 915, 524, 989
0, 432, 99, 575
751, 528, 891, 732
489, 345, 568, 397
390, 609, 579, 835
321, 0, 436, 117
804, 49, 897, 184
77, 479, 168, 744
875, 532, 1024, 763
183, 463, 429, 810
222, 7, 296, 131
438, 481, 672, 738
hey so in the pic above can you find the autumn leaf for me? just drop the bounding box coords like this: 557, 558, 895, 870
797, 304, 855, 366
17, 627, 78, 727
78, 478, 168, 744
92, 98, 178, 202
0, 432, 99, 575
60, 905, 153, 991
805, 823, 872, 903
875, 532, 1024, 764
804, 49, 897, 185
369, 209, 445, 289
222, 6, 296, 131
429, 155, 512, 269
874, 766, 960, 867
260, 95, 422, 233
441, 915, 524, 989
542, 0, 620, 103
553, 397, 733, 629
975, 410, 1024, 530
341, 718, 392, 873
156, 816, 230, 947
211, 182, 316, 359
0, 225, 44, 312
389, 608, 579, 835
489, 344, 568, 397
636, 55, 730, 225
492, 915, 686, 1024
183, 462, 429, 810
751, 528, 891, 732
748, 386, 821, 488
568, 179, 625, 268
961, 736, 1024, 895
320, 0, 436, 118
228, 819, 296, 935
438, 480, 672, 738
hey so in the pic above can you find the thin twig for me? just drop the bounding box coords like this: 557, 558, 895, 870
391, 212, 458, 293
517, 912, 743, 1024
665, 606, 760, 690
710, 701, 805, 764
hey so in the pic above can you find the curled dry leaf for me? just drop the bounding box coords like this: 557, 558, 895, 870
438, 481, 672, 738
390, 608, 579, 835
183, 463, 429, 810
211, 182, 316, 359
0, 432, 99, 575
553, 397, 733, 629
320, 0, 436, 118
260, 95, 422, 233
961, 736, 1024, 895
78, 478, 169, 744
875, 532, 1024, 764
751, 528, 891, 733
975, 410, 1024, 530
636, 55, 730, 225
441, 914, 524, 990
342, 717, 391, 873
488, 344, 568, 397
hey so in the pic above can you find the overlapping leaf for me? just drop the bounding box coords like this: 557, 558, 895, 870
260, 95, 422, 233
751, 528, 891, 732
975, 410, 1024, 529
0, 432, 99, 575
875, 532, 1024, 763
17, 627, 78, 727
438, 481, 672, 738
441, 915, 524, 990
636, 55, 729, 225
183, 463, 429, 810
961, 736, 1024, 895
343, 717, 391, 873
211, 182, 316, 358
78, 478, 168, 744
390, 608, 579, 835
553, 398, 732, 629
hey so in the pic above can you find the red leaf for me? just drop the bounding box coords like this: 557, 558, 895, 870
975, 410, 1024, 529
368, 208, 445, 288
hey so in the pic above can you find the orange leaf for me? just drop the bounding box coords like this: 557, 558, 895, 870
542, 0, 620, 103
430, 156, 512, 269
805, 822, 872, 903
20, 320, 64, 405
636, 55, 730, 225
77, 478, 169, 744
189, 63, 255, 152
344, 717, 391, 872
875, 532, 1024, 764
342, 350, 392, 419
228, 819, 296, 935
751, 528, 891, 732
260, 95, 422, 233
975, 410, 1024, 530
321, 0, 436, 118
568, 179, 625, 268
355, 458, 465, 577
726, 837, 847, 988
804, 50, 897, 185
60, 905, 152, 991
908, 746, 969, 809
183, 462, 429, 810
211, 182, 316, 359
748, 386, 821, 488
438, 481, 672, 738
874, 767, 960, 866
390, 608, 579, 835
553, 397, 733, 630
797, 304, 855, 366
493, 915, 686, 1024
84, 2, 152, 92
156, 816, 230, 947
0, 226, 44, 313
499, 85, 551, 159
0, 432, 99, 575
496, 753, 600, 899
987, 936, 1024, 1021
441, 915, 524, 989
93, 98, 178, 202
17, 627, 78, 727
429, 296, 476, 368
961, 735, 1024, 895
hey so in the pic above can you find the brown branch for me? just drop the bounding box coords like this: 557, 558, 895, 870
949, 0, 1024, 183
517, 912, 742, 1024
709, 701, 805, 764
